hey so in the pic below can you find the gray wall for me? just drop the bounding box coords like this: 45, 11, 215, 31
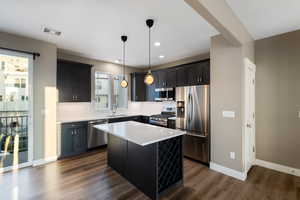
0, 32, 57, 160
210, 34, 254, 172
210, 35, 243, 171
255, 30, 300, 169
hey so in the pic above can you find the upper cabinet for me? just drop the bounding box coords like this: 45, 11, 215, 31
176, 66, 189, 87
156, 68, 176, 88
57, 59, 92, 102
187, 60, 210, 86
131, 72, 147, 101
130, 59, 210, 102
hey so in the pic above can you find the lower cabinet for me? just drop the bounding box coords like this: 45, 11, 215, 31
61, 122, 87, 158
60, 116, 149, 159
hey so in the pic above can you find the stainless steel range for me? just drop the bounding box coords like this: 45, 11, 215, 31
149, 107, 176, 127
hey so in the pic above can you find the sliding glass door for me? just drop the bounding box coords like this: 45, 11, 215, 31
0, 49, 33, 171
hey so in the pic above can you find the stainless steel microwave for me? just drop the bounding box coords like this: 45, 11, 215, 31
154, 88, 175, 101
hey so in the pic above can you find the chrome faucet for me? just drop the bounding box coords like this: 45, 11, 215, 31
112, 104, 117, 115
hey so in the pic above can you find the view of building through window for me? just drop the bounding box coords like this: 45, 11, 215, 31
94, 72, 128, 111
0, 53, 29, 168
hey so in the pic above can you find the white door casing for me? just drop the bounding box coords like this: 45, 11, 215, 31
244, 58, 256, 173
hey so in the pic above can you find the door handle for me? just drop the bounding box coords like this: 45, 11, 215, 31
246, 124, 252, 128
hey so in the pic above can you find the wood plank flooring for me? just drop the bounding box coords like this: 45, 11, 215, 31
0, 149, 299, 200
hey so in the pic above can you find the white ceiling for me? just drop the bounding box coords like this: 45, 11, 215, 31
0, 0, 217, 67
226, 0, 300, 40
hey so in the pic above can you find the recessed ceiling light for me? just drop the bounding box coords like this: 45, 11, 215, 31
159, 55, 165, 59
154, 42, 161, 47
42, 26, 61, 36
115, 59, 122, 63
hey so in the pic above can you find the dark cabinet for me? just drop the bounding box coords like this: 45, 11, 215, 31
157, 70, 167, 88
57, 59, 92, 102
146, 71, 158, 101
156, 69, 176, 88
131, 60, 210, 102
176, 66, 189, 87
166, 68, 177, 87
61, 122, 87, 158
187, 60, 210, 86
187, 62, 203, 85
131, 72, 147, 101
108, 116, 143, 123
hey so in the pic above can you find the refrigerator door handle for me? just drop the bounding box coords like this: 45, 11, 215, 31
188, 93, 192, 122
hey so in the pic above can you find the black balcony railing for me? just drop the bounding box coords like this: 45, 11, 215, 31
0, 111, 28, 153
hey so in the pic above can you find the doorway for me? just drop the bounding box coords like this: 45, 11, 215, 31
0, 49, 33, 172
244, 58, 256, 173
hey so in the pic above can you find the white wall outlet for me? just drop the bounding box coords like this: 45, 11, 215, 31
222, 111, 235, 118
230, 152, 236, 160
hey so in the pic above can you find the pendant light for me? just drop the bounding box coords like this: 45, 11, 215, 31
120, 35, 128, 88
144, 19, 155, 85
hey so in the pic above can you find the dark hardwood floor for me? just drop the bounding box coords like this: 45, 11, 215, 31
0, 149, 299, 200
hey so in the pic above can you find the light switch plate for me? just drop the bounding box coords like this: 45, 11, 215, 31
230, 152, 235, 160
298, 111, 300, 118
222, 111, 235, 118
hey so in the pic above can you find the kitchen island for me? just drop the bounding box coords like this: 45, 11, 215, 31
94, 121, 186, 200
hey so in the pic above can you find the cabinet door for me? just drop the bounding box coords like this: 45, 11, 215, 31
187, 63, 202, 86
57, 60, 74, 102
202, 61, 210, 84
57, 60, 92, 102
131, 73, 146, 101
152, 71, 159, 89
61, 125, 75, 158
76, 64, 92, 102
176, 66, 188, 87
166, 68, 177, 88
72, 126, 87, 154
157, 70, 167, 88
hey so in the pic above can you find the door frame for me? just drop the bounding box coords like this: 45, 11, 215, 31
243, 58, 256, 173
0, 49, 34, 173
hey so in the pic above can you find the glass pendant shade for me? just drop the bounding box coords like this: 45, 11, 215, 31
144, 71, 154, 85
120, 79, 128, 88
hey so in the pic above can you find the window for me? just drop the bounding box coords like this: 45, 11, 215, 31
1, 61, 5, 70
14, 78, 20, 88
94, 72, 128, 110
95, 73, 111, 110
21, 78, 26, 88
114, 75, 128, 109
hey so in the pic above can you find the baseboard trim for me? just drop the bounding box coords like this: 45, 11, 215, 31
32, 156, 58, 167
255, 159, 300, 177
210, 162, 247, 181
0, 162, 32, 173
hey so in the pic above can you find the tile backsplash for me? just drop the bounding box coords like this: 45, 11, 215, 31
57, 101, 176, 121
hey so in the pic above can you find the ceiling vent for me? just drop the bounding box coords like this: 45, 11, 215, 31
42, 26, 61, 36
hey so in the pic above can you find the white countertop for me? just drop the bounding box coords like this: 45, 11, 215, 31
94, 121, 186, 146
57, 113, 150, 123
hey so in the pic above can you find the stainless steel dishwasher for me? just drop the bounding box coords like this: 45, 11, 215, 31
88, 119, 108, 149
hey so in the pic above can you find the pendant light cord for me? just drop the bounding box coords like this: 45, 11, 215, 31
148, 27, 151, 73
123, 41, 125, 79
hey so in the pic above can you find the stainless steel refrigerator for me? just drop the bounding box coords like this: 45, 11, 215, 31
176, 85, 210, 164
